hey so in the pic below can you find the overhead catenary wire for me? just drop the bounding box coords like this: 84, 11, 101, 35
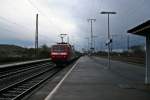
0, 16, 32, 32
27, 0, 62, 43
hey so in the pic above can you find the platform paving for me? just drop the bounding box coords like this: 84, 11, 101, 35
0, 58, 50, 68
45, 56, 150, 100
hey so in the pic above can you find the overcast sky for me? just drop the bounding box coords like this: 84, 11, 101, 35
0, 0, 149, 50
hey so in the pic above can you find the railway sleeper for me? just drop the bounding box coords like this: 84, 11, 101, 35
2, 93, 17, 97
0, 67, 57, 100
16, 85, 29, 89
28, 81, 40, 84
0, 62, 52, 80
0, 97, 12, 100
13, 88, 27, 91
8, 90, 22, 94
21, 83, 33, 87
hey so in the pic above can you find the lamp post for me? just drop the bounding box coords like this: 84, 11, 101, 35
87, 18, 96, 54
93, 35, 98, 52
85, 37, 90, 53
100, 11, 116, 69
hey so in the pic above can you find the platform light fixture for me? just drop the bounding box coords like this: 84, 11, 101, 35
100, 11, 116, 69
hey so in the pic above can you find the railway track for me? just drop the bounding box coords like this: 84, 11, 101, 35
0, 63, 61, 100
0, 62, 55, 90
0, 58, 79, 100
0, 59, 51, 76
99, 56, 145, 65
112, 56, 145, 65
0, 62, 52, 80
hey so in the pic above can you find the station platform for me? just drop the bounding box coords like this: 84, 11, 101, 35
0, 58, 50, 68
45, 56, 150, 100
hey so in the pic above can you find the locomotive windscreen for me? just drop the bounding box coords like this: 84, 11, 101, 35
52, 45, 66, 52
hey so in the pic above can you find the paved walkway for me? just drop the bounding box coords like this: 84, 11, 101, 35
45, 56, 150, 100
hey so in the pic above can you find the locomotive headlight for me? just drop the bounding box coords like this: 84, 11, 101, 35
60, 52, 67, 55
51, 52, 58, 55
51, 52, 67, 55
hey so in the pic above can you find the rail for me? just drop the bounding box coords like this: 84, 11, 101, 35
0, 65, 61, 100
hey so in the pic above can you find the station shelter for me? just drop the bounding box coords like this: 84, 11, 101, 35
128, 20, 150, 84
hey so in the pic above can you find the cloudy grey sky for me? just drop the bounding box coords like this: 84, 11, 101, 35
0, 0, 149, 50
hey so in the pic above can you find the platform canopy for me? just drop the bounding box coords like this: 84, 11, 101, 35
127, 20, 150, 84
127, 20, 150, 36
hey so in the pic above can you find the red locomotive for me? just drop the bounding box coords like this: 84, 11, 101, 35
50, 42, 75, 65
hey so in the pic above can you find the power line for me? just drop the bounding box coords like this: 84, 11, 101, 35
0, 16, 52, 46
27, 0, 40, 13
0, 26, 18, 34
0, 16, 32, 32
0, 16, 20, 26
27, 0, 52, 22
27, 0, 60, 40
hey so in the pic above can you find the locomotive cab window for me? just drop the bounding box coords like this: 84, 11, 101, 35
52, 45, 66, 52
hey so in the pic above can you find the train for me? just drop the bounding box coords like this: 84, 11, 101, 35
50, 42, 75, 65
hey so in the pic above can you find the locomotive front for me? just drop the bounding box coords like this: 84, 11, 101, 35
50, 43, 71, 64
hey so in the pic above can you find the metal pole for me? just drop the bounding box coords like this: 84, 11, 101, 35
91, 20, 93, 53
87, 19, 96, 54
145, 36, 148, 84
88, 38, 90, 52
100, 11, 116, 69
94, 38, 95, 52
86, 37, 90, 53
35, 13, 38, 56
127, 34, 130, 51
107, 14, 111, 69
61, 36, 63, 43
67, 36, 69, 43
93, 36, 98, 52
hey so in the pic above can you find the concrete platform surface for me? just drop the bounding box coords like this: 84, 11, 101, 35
0, 58, 50, 68
45, 56, 150, 100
